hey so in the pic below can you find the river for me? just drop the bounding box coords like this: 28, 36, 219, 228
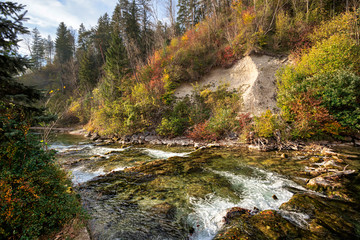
50, 133, 360, 240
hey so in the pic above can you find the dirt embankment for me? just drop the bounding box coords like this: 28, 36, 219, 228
174, 54, 287, 116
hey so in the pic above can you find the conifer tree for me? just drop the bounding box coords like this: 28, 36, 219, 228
55, 22, 73, 64
78, 50, 98, 93
177, 0, 190, 32
93, 13, 112, 64
77, 23, 92, 53
0, 1, 42, 115
105, 29, 130, 88
31, 28, 45, 69
44, 35, 54, 65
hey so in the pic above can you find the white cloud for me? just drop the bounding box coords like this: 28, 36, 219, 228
16, 0, 117, 54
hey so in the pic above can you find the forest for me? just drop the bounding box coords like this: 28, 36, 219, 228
1, 0, 360, 238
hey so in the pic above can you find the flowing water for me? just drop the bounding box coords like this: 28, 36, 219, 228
50, 134, 360, 240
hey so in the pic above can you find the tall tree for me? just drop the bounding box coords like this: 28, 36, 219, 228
55, 22, 73, 64
77, 23, 92, 53
177, 0, 190, 32
78, 50, 98, 93
44, 35, 54, 65
0, 1, 41, 114
31, 28, 45, 69
93, 13, 112, 64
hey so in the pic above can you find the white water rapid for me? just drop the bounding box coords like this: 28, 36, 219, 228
188, 168, 308, 240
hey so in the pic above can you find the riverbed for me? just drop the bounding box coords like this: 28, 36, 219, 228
50, 134, 360, 240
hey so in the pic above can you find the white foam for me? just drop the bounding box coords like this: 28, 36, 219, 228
50, 143, 127, 157
142, 148, 191, 159
189, 168, 307, 240
111, 166, 127, 172
278, 210, 309, 229
188, 194, 237, 240
70, 166, 105, 185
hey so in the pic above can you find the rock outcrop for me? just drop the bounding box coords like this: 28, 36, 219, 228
174, 54, 286, 116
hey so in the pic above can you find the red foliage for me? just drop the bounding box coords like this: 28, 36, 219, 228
289, 92, 341, 137
238, 112, 252, 130
288, 23, 313, 62
217, 45, 237, 67
290, 92, 331, 124
187, 121, 218, 141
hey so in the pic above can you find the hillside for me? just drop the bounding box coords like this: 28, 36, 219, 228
18, 1, 360, 142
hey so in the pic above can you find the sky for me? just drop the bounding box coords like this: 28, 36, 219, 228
16, 0, 169, 55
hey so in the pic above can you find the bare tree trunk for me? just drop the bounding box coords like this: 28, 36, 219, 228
166, 0, 175, 37
306, 0, 309, 22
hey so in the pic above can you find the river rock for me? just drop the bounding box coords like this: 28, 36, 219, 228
90, 133, 100, 141
215, 210, 306, 240
223, 207, 251, 224
280, 193, 360, 238
150, 202, 176, 219
84, 131, 92, 138
144, 135, 159, 142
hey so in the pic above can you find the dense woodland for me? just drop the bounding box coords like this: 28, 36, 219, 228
1, 0, 360, 238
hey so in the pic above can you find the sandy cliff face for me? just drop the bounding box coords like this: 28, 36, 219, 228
174, 54, 287, 116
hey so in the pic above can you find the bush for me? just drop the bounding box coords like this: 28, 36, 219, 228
0, 114, 83, 239
306, 70, 360, 130
253, 110, 279, 138
187, 121, 218, 141
156, 99, 191, 137
277, 32, 360, 134
288, 92, 336, 139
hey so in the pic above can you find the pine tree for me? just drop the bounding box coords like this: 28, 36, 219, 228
78, 50, 98, 93
55, 22, 73, 64
106, 29, 130, 84
77, 23, 92, 53
31, 28, 45, 69
93, 13, 112, 64
0, 2, 42, 115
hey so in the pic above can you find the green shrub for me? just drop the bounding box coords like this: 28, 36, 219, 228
306, 70, 360, 130
0, 115, 83, 239
156, 99, 191, 137
277, 32, 360, 134
253, 110, 278, 138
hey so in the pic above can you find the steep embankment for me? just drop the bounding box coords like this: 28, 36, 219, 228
175, 54, 287, 116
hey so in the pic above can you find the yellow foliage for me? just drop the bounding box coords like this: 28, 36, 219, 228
170, 38, 179, 48
200, 88, 211, 98
181, 34, 189, 42
242, 9, 255, 25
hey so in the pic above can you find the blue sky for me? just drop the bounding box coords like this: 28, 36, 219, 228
16, 0, 170, 54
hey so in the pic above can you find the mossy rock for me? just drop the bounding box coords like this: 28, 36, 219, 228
280, 193, 360, 239
215, 210, 307, 240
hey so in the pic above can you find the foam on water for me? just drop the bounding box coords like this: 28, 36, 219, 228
50, 143, 128, 157
71, 166, 106, 185
142, 148, 191, 159
188, 168, 307, 240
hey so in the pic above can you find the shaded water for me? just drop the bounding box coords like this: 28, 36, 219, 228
51, 134, 360, 240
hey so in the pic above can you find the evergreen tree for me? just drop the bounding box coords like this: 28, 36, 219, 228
78, 50, 98, 93
177, 0, 190, 32
105, 29, 130, 86
0, 2, 41, 115
93, 13, 112, 64
31, 28, 45, 69
77, 23, 92, 53
44, 35, 54, 65
55, 22, 73, 64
